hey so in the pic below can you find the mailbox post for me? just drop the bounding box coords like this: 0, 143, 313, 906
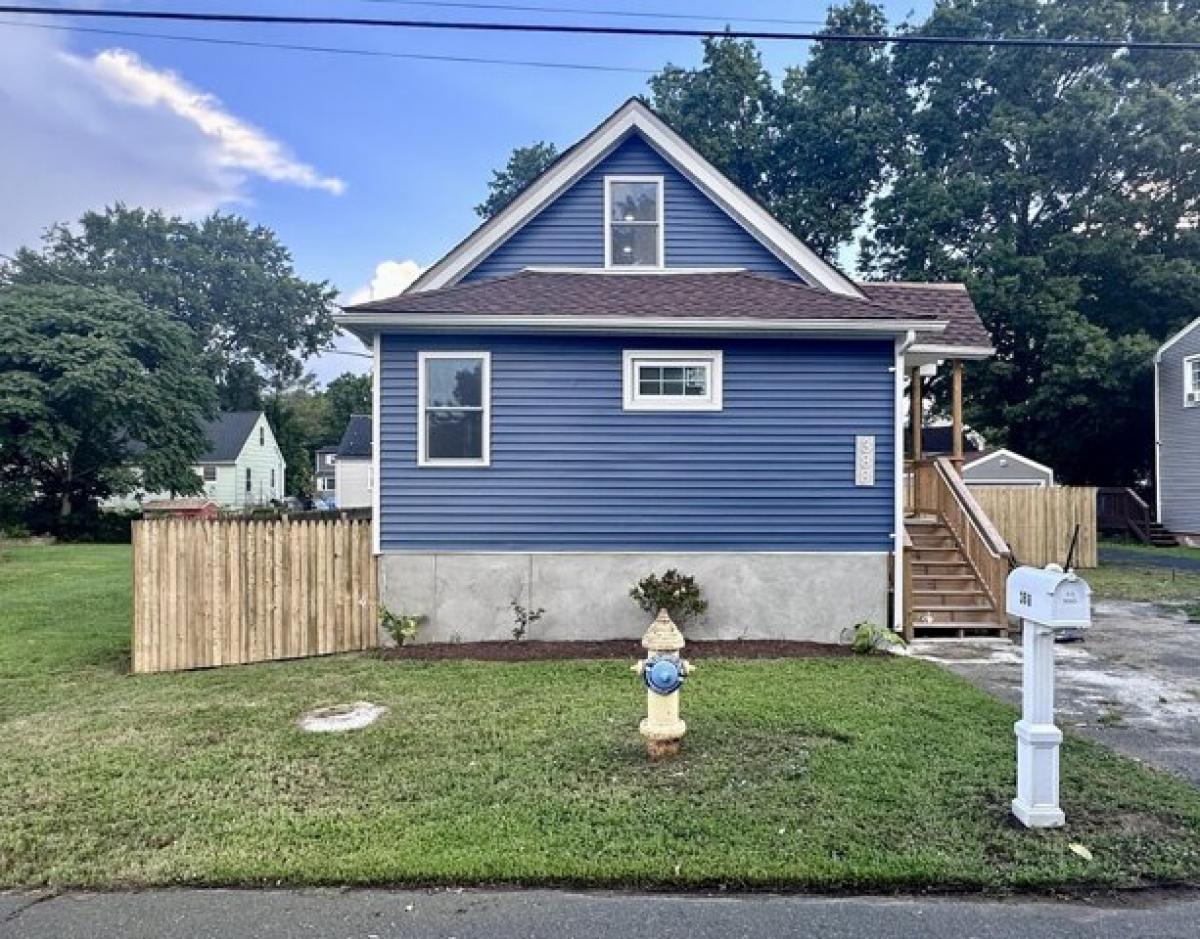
1006, 564, 1091, 829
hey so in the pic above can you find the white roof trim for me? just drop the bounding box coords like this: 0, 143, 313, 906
337, 313, 941, 338
1156, 316, 1200, 361
408, 99, 863, 298
906, 342, 996, 360
965, 448, 1054, 478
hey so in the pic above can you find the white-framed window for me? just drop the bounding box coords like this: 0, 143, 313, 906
1185, 354, 1200, 407
201, 465, 217, 482
604, 175, 663, 268
418, 351, 491, 466
319, 476, 336, 492
622, 350, 723, 411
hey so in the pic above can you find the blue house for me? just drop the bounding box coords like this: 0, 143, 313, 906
339, 99, 999, 642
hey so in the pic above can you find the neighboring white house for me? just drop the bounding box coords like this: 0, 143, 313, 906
314, 446, 338, 504
333, 414, 372, 508
104, 411, 286, 510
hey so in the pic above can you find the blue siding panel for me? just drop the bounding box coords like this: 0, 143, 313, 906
463, 134, 797, 280
379, 334, 895, 551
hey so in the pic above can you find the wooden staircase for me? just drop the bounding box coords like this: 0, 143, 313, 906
906, 516, 1008, 638
1148, 521, 1180, 548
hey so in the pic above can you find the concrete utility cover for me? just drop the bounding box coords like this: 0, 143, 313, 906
299, 702, 387, 733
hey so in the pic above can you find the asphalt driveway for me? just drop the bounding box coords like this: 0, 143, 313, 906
911, 599, 1200, 784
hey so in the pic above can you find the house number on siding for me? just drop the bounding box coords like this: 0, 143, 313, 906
855, 435, 876, 486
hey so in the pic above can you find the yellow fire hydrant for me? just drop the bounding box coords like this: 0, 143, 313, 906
632, 609, 692, 759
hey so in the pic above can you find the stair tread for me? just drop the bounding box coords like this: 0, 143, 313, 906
913, 603, 996, 612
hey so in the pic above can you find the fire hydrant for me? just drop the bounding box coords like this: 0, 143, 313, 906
632, 609, 692, 759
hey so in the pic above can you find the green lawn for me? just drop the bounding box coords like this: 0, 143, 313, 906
2, 544, 1199, 891
1088, 541, 1200, 601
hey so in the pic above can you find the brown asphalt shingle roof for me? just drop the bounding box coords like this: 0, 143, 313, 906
856, 282, 992, 351
346, 270, 944, 325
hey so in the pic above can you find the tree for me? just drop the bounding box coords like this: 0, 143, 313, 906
475, 142, 559, 220
862, 0, 1200, 484
0, 283, 216, 521
324, 372, 372, 442
3, 207, 338, 407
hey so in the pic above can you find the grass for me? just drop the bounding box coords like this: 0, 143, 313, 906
1085, 563, 1200, 602
2, 545, 1200, 891
1100, 538, 1200, 563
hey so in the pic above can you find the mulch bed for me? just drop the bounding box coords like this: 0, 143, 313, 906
378, 639, 851, 662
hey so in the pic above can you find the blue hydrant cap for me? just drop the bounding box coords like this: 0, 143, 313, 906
646, 657, 683, 694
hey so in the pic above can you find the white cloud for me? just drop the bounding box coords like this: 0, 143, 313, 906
347, 259, 423, 304
0, 25, 343, 253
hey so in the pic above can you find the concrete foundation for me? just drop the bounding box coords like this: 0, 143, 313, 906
378, 552, 889, 644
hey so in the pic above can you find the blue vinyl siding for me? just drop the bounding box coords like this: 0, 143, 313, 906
379, 334, 895, 551
463, 133, 797, 281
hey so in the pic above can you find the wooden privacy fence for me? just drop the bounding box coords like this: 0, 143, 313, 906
132, 517, 377, 674
971, 486, 1097, 568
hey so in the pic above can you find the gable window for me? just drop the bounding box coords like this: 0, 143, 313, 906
605, 175, 663, 268
418, 351, 490, 466
1185, 355, 1200, 407
201, 465, 217, 483
259, 427, 265, 446
622, 350, 722, 411
245, 468, 252, 493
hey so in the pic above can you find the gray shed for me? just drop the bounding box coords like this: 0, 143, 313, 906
961, 448, 1054, 488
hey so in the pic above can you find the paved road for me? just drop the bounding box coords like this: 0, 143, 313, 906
1099, 545, 1200, 571
3, 888, 1200, 938
911, 599, 1200, 784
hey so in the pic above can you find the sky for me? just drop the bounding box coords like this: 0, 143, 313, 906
0, 1, 931, 382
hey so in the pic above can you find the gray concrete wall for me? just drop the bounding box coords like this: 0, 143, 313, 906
378, 552, 889, 644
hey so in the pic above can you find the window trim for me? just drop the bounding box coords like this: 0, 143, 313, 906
201, 465, 217, 483
603, 174, 665, 269
417, 350, 492, 467
1184, 354, 1200, 407
622, 349, 723, 412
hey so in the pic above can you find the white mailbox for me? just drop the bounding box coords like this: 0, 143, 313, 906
1006, 565, 1091, 631
1006, 564, 1092, 829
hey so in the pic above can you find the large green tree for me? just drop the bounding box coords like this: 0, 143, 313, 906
475, 142, 559, 220
863, 0, 1200, 484
0, 284, 216, 520
324, 372, 372, 441
4, 206, 338, 407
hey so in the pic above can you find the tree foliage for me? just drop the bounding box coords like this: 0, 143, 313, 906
475, 142, 559, 220
0, 283, 216, 521
4, 206, 338, 407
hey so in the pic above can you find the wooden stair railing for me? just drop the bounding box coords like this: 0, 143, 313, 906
908, 457, 1013, 620
1097, 486, 1152, 545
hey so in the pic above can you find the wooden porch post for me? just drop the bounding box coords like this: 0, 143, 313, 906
909, 367, 923, 461
950, 358, 964, 473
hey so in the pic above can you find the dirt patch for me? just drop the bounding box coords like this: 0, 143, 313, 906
378, 639, 851, 662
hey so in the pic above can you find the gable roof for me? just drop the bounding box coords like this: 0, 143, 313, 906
342, 269, 944, 335
1156, 316, 1200, 361
857, 282, 993, 356
336, 414, 373, 458
408, 98, 863, 298
197, 411, 264, 463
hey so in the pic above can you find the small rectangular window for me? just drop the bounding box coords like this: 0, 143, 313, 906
605, 175, 663, 268
245, 468, 252, 493
418, 351, 491, 466
201, 465, 217, 482
1185, 355, 1200, 407
320, 476, 336, 492
623, 350, 722, 411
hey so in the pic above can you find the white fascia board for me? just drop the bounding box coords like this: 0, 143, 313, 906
408, 99, 863, 298
1156, 316, 1200, 361
336, 313, 945, 338
966, 448, 1054, 478
905, 343, 996, 361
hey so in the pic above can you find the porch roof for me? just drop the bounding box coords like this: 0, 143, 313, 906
339, 269, 947, 336
857, 282, 993, 358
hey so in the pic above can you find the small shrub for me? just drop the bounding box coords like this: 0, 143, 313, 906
380, 609, 425, 646
847, 620, 905, 655
510, 601, 545, 641
629, 569, 708, 627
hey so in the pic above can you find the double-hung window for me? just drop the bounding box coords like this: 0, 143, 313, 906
419, 351, 491, 466
1185, 355, 1200, 407
201, 465, 217, 483
622, 350, 723, 411
605, 175, 663, 267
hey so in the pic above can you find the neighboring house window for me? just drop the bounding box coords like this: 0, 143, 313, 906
245, 468, 252, 493
271, 468, 276, 490
259, 427, 265, 446
1185, 354, 1200, 407
327, 453, 336, 466
622, 350, 723, 411
605, 175, 663, 268
201, 465, 217, 482
418, 351, 490, 466
320, 476, 336, 492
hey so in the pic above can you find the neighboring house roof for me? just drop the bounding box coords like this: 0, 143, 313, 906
336, 414, 373, 458
197, 411, 264, 463
962, 447, 1055, 478
857, 282, 992, 356
406, 97, 863, 297
1156, 316, 1200, 360
343, 269, 944, 333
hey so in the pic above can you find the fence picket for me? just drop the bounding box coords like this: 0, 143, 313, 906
972, 486, 1097, 568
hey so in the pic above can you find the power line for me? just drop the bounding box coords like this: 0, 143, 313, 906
0, 18, 656, 74
1, 4, 1197, 51
356, 0, 829, 28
